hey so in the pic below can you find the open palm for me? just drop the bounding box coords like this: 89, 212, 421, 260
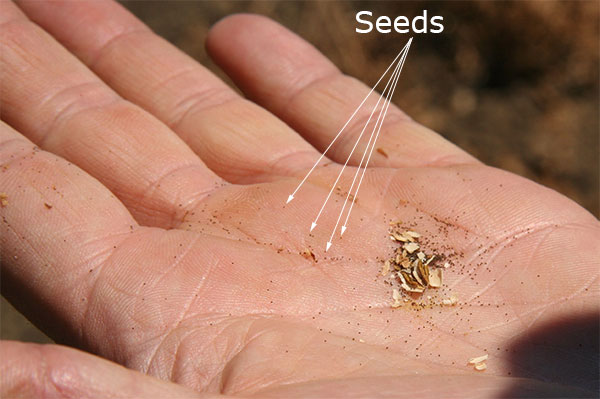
1, 1, 598, 398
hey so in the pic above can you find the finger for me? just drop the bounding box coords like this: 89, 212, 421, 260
16, 0, 322, 183
1, 1, 222, 228
0, 121, 142, 344
0, 341, 218, 398
206, 14, 479, 168
251, 374, 595, 398
0, 122, 218, 364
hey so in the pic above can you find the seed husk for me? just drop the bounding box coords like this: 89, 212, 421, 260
442, 295, 458, 306
401, 283, 424, 293
398, 271, 425, 293
403, 242, 419, 253
412, 267, 426, 286
404, 231, 421, 238
392, 232, 409, 242
474, 362, 487, 371
468, 354, 489, 364
400, 270, 420, 288
428, 268, 443, 288
381, 260, 391, 276
392, 288, 403, 307
417, 261, 430, 285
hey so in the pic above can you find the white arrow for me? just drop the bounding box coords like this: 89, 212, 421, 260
310, 39, 413, 233
326, 241, 332, 252
342, 39, 412, 233
329, 40, 410, 243
310, 222, 317, 232
328, 58, 403, 243
285, 41, 413, 204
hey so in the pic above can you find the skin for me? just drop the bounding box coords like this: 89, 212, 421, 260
1, 1, 598, 397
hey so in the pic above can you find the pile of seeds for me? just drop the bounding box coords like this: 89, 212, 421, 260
383, 223, 453, 307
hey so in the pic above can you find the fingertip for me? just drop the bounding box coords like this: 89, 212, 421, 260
206, 12, 337, 108
206, 12, 333, 63
208, 13, 274, 41
206, 13, 278, 63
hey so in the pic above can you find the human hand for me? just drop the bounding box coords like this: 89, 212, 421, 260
1, 1, 598, 397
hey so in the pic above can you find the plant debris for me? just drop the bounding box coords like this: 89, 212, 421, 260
468, 354, 489, 364
383, 226, 452, 306
391, 288, 403, 308
381, 260, 391, 276
376, 147, 388, 158
428, 268, 443, 288
474, 362, 487, 371
442, 295, 459, 306
468, 354, 488, 371
403, 242, 420, 253
301, 248, 316, 262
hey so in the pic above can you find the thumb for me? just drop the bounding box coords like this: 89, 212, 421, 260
0, 340, 224, 398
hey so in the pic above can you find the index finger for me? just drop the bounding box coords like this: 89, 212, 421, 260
0, 121, 138, 343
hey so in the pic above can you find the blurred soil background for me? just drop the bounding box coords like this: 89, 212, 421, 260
3, 1, 598, 343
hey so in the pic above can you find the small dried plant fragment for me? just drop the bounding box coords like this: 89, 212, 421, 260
398, 270, 424, 293
381, 260, 391, 276
385, 226, 449, 306
474, 362, 487, 371
404, 242, 420, 253
428, 268, 442, 288
442, 295, 459, 306
376, 147, 389, 158
301, 248, 316, 262
404, 231, 421, 239
468, 354, 488, 371
392, 288, 403, 308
